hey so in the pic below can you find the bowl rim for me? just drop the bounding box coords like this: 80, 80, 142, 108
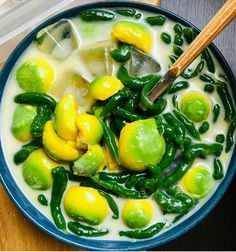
0, 1, 236, 251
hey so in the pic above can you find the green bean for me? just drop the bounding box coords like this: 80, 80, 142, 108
198, 121, 210, 134
50, 166, 68, 232
154, 188, 195, 213
146, 15, 166, 26
225, 119, 236, 153
110, 43, 132, 63
173, 109, 200, 140
163, 112, 186, 149
30, 104, 52, 138
199, 73, 215, 84
168, 81, 189, 95
216, 82, 235, 121
98, 118, 120, 164
13, 138, 42, 165
174, 34, 184, 46
212, 104, 220, 123
14, 92, 57, 111
38, 194, 48, 206
184, 143, 223, 162
90, 176, 148, 199
174, 24, 183, 34
215, 134, 225, 143
119, 222, 165, 239
204, 84, 214, 93
80, 9, 115, 21
161, 32, 171, 44
113, 108, 144, 122
213, 158, 224, 180
100, 88, 132, 118
173, 45, 183, 56
98, 190, 119, 219
160, 161, 193, 188
181, 59, 205, 79
201, 48, 215, 73
117, 65, 160, 90
68, 221, 108, 237
99, 172, 130, 183
183, 28, 195, 44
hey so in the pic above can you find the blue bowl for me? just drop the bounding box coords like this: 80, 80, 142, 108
0, 1, 236, 250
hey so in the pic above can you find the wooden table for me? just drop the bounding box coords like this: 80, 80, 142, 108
0, 0, 235, 250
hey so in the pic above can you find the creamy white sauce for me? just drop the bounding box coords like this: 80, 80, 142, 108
0, 9, 234, 241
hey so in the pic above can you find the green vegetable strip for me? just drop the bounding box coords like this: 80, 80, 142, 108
98, 118, 119, 164
116, 9, 136, 17
79, 9, 115, 21
125, 173, 147, 189
161, 32, 171, 44
13, 138, 42, 165
174, 34, 184, 46
30, 104, 52, 138
163, 112, 185, 150
183, 28, 196, 44
141, 78, 167, 114
167, 81, 189, 94
90, 176, 148, 199
110, 43, 132, 63
225, 119, 236, 153
201, 48, 215, 73
99, 172, 130, 183
173, 109, 200, 140
173, 24, 183, 34
113, 108, 145, 122
212, 104, 220, 123
123, 92, 140, 112
38, 194, 48, 206
216, 83, 235, 121
14, 92, 56, 111
173, 45, 183, 56
98, 190, 119, 219
68, 221, 108, 237
159, 161, 193, 188
154, 188, 195, 213
198, 121, 209, 134
146, 15, 166, 26
114, 118, 127, 132
119, 222, 165, 239
181, 60, 205, 79
117, 65, 160, 90
213, 158, 224, 180
144, 142, 177, 190
200, 73, 215, 84
50, 166, 68, 232
100, 88, 132, 118
184, 143, 223, 162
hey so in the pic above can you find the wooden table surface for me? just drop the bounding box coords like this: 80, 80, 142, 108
0, 0, 235, 251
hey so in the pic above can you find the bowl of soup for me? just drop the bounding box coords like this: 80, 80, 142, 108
0, 1, 236, 250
